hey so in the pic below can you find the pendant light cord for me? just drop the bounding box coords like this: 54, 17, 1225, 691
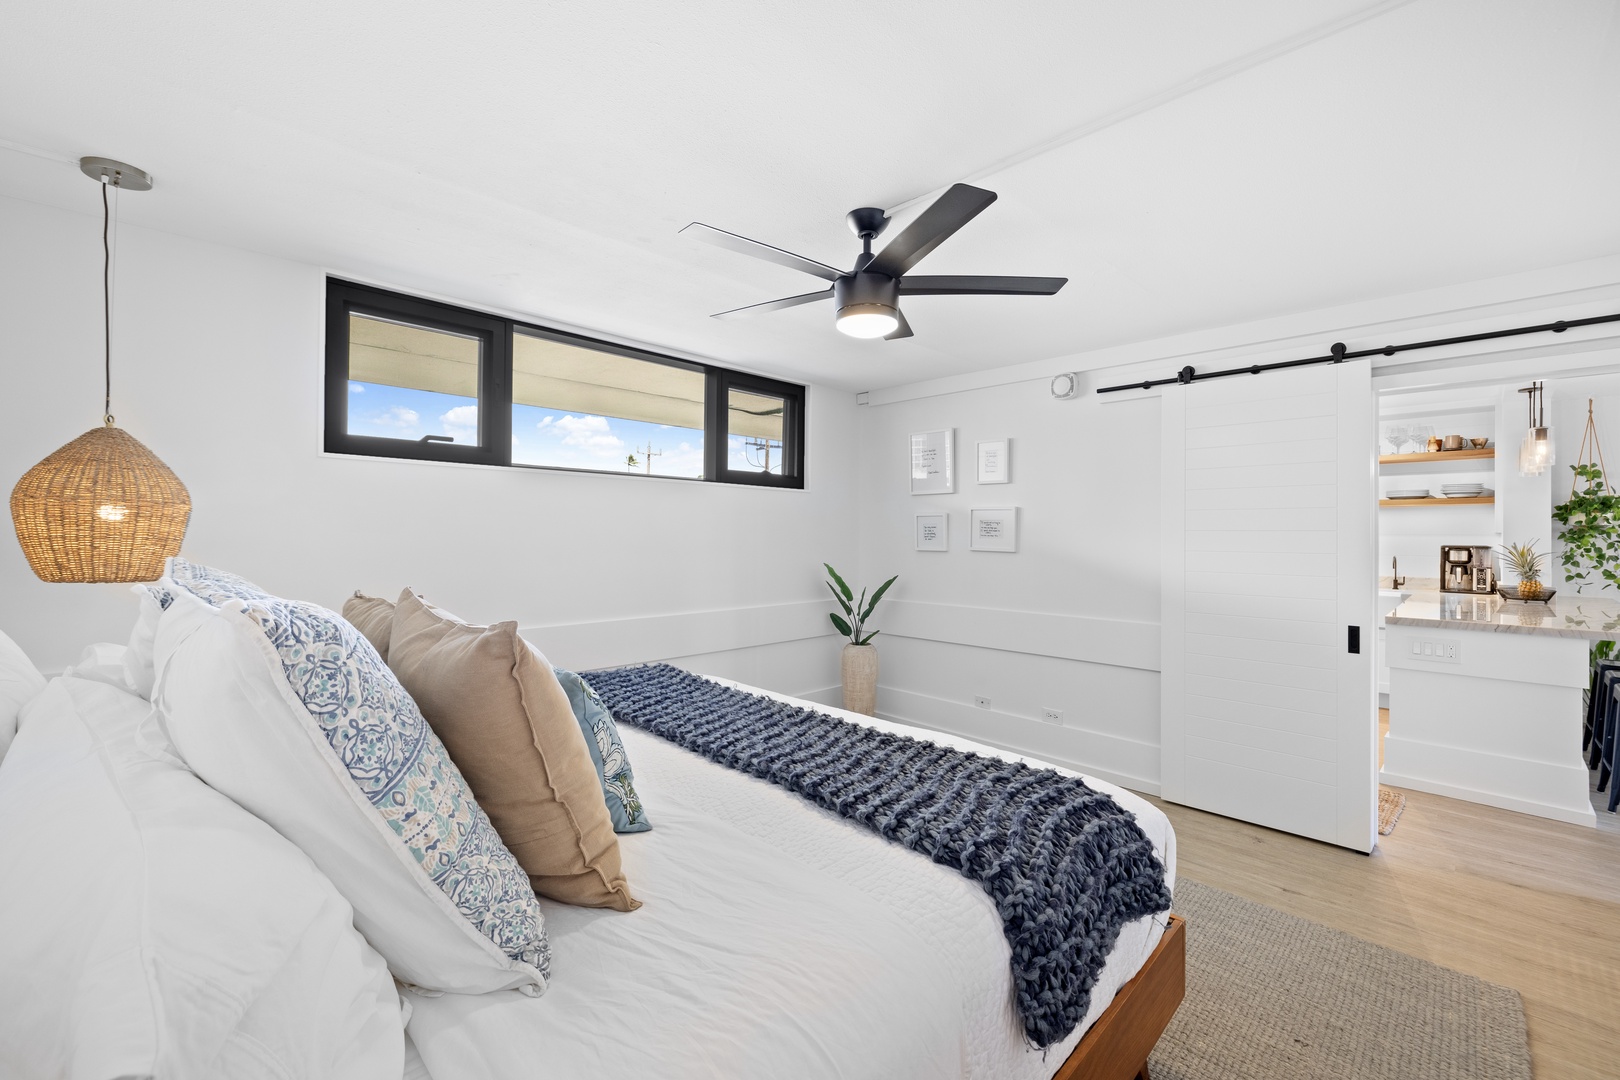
102, 178, 113, 427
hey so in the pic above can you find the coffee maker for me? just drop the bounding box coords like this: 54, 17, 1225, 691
1440, 545, 1496, 594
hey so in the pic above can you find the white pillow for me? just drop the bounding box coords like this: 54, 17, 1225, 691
0, 674, 405, 1080
0, 627, 47, 762
124, 582, 164, 699
150, 572, 550, 995
62, 641, 133, 691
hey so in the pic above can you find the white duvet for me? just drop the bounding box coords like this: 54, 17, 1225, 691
406, 679, 1176, 1080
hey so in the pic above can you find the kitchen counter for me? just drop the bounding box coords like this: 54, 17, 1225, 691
1386, 590, 1620, 640
1381, 587, 1604, 826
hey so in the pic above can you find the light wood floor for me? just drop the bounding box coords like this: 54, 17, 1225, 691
1145, 722, 1620, 1080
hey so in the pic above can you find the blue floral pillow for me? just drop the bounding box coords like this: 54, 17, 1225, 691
161, 558, 550, 981
554, 668, 650, 833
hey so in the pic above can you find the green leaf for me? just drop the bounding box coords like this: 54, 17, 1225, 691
858, 630, 880, 645
825, 563, 853, 602
826, 580, 853, 616
861, 575, 898, 619
829, 612, 853, 638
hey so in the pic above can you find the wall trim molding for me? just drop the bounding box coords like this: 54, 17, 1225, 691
882, 599, 1159, 672
521, 599, 834, 672
877, 686, 1160, 796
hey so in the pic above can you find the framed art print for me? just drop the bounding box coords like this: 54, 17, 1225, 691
909, 429, 954, 495
915, 513, 948, 551
976, 438, 1010, 484
969, 507, 1018, 552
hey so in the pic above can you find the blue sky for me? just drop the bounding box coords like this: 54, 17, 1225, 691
347, 381, 779, 477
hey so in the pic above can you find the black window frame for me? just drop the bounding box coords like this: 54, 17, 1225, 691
325, 278, 806, 488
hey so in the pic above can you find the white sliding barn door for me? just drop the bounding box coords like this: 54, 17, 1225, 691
1160, 363, 1377, 852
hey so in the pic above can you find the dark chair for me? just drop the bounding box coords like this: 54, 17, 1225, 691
1591, 662, 1620, 773
1586, 659, 1620, 759
1598, 679, 1620, 803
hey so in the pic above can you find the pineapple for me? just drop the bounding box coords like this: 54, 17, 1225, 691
1499, 540, 1548, 598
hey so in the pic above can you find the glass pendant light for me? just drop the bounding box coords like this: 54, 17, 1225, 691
1517, 381, 1553, 478
9, 158, 190, 583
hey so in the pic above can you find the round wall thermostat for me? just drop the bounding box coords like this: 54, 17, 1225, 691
1050, 372, 1078, 399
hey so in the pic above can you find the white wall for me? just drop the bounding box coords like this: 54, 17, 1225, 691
856, 379, 1164, 793
858, 259, 1620, 797
0, 194, 861, 694
1547, 372, 1620, 595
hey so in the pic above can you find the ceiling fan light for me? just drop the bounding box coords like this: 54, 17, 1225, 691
836, 304, 899, 339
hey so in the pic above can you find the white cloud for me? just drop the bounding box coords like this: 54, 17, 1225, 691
543, 414, 625, 459
376, 406, 419, 429
440, 404, 478, 444
349, 383, 364, 394
537, 416, 554, 428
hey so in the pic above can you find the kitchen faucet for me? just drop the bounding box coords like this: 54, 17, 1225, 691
1392, 556, 1405, 588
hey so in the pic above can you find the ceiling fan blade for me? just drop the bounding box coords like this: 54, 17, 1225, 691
898, 275, 1067, 296
711, 288, 834, 319
884, 309, 914, 340
865, 184, 998, 278
682, 222, 844, 282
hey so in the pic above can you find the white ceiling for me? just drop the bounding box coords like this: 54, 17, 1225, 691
2, 0, 1617, 392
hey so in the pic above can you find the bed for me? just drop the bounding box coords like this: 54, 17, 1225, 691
403, 679, 1180, 1080
0, 607, 1179, 1080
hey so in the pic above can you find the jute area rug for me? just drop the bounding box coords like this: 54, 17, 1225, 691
1379, 787, 1407, 836
1148, 880, 1531, 1080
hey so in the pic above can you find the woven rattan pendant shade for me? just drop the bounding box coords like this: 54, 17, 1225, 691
10, 424, 190, 583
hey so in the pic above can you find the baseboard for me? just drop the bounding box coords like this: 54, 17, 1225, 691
1378, 766, 1597, 827
793, 685, 844, 708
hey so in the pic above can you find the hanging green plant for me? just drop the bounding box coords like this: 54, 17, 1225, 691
1551, 400, 1620, 593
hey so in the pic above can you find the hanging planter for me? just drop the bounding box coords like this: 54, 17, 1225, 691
1551, 399, 1620, 593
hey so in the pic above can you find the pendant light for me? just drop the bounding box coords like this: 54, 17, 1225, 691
9, 158, 190, 583
1517, 381, 1553, 478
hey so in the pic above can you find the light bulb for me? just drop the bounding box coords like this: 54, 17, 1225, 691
97, 504, 127, 521
836, 305, 899, 339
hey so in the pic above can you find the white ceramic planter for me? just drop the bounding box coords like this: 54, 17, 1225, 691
841, 643, 878, 716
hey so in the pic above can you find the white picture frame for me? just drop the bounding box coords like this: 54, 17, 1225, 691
909, 429, 955, 495
976, 438, 1010, 484
970, 507, 1018, 552
914, 513, 949, 551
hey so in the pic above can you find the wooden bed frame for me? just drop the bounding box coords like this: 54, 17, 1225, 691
1051, 914, 1185, 1080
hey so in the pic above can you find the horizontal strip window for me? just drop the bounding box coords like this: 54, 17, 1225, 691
326, 279, 805, 487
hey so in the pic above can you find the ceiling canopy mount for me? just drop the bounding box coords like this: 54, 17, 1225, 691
77, 156, 153, 191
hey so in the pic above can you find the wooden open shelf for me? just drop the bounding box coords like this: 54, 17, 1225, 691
1379, 496, 1495, 507
1379, 448, 1494, 464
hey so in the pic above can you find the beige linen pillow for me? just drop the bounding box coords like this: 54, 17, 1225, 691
387, 589, 638, 912
342, 592, 397, 662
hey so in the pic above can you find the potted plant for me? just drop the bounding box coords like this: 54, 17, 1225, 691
1499, 540, 1549, 599
825, 563, 897, 716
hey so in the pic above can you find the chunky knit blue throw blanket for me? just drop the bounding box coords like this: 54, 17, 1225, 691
581, 663, 1172, 1048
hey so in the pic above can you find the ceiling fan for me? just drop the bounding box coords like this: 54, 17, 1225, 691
681, 183, 1067, 340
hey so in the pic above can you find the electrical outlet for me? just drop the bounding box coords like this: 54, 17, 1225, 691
1408, 638, 1461, 663
974, 696, 991, 709
1041, 708, 1062, 724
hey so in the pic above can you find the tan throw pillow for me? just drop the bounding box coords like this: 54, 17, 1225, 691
342, 591, 396, 662
387, 589, 638, 912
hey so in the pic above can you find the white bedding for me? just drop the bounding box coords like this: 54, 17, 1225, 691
406, 679, 1175, 1080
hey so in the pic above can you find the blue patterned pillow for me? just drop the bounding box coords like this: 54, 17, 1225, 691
161, 558, 550, 983
555, 668, 650, 833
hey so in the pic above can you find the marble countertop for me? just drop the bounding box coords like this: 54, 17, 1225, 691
1386, 588, 1620, 640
